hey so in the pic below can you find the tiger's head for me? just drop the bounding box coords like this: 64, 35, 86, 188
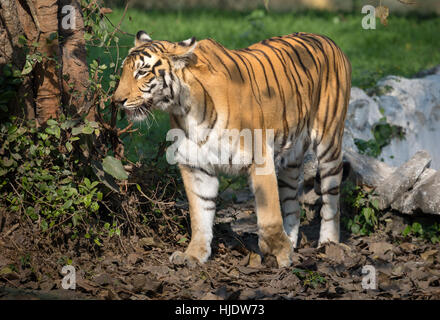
112, 31, 197, 121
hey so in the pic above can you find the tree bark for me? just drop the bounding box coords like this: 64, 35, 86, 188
1, 0, 91, 123
0, 0, 35, 119
32, 0, 61, 123
58, 0, 93, 120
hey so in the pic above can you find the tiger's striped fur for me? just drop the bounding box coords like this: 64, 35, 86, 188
113, 30, 352, 267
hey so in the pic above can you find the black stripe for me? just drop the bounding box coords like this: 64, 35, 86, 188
186, 70, 218, 133
158, 69, 167, 88
199, 89, 207, 125
286, 163, 300, 169
240, 49, 272, 98
197, 47, 219, 73
171, 114, 187, 137
251, 48, 285, 106
281, 37, 314, 88
283, 211, 299, 216
151, 59, 163, 75
154, 42, 166, 51
210, 50, 233, 80
261, 41, 291, 147
322, 186, 340, 196
232, 51, 265, 130
317, 143, 333, 162
320, 162, 343, 180
184, 164, 216, 177
278, 179, 297, 190
263, 40, 297, 97
239, 53, 262, 104
208, 105, 218, 130
272, 38, 307, 136
272, 39, 305, 88
319, 98, 331, 145
169, 72, 175, 99
208, 39, 245, 83
328, 144, 342, 163
277, 44, 304, 137
300, 34, 329, 91
289, 36, 320, 75
192, 191, 217, 202
230, 51, 260, 105
282, 196, 298, 203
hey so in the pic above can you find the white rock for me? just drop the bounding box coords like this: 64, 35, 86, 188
344, 70, 440, 170
345, 87, 383, 142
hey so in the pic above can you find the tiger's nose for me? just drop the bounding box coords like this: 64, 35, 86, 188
112, 95, 127, 106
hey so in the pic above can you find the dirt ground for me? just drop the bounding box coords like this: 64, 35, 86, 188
1, 191, 439, 300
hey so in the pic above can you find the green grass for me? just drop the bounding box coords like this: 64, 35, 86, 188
88, 8, 440, 161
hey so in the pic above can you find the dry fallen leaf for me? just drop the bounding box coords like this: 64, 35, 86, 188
376, 6, 390, 26
248, 251, 262, 268
400, 242, 417, 253
420, 249, 438, 263
100, 7, 113, 15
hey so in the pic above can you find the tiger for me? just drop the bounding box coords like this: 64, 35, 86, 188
113, 30, 351, 267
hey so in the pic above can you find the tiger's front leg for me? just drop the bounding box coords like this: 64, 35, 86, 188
250, 161, 293, 268
170, 164, 218, 267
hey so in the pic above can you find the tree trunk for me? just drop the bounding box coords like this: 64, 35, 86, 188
0, 0, 90, 123
33, 0, 61, 123
0, 0, 35, 119
58, 0, 93, 120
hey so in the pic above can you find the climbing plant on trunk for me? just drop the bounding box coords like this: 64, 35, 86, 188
0, 0, 91, 123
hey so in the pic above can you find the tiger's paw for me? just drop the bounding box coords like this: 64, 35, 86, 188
274, 247, 293, 268
259, 233, 293, 268
318, 218, 340, 247
169, 251, 201, 268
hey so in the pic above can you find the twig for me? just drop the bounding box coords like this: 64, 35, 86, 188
3, 223, 19, 237
108, 0, 131, 40
397, 0, 417, 5
102, 0, 136, 37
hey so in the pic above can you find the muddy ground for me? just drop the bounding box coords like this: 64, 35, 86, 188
1, 190, 439, 300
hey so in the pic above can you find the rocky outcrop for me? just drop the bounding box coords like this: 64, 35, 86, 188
344, 69, 440, 170
343, 149, 439, 215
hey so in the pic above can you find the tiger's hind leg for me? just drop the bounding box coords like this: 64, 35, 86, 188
314, 140, 343, 245
278, 138, 310, 248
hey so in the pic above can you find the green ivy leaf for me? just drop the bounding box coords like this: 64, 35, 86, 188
47, 119, 58, 126
66, 141, 73, 152
82, 126, 94, 135
62, 200, 73, 210
2, 158, 14, 167
102, 156, 128, 180
71, 126, 83, 136
21, 60, 34, 75
41, 220, 48, 231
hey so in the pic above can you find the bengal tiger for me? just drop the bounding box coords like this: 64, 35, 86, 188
113, 30, 351, 267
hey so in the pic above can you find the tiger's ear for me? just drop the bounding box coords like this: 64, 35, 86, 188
169, 37, 197, 69
135, 30, 151, 46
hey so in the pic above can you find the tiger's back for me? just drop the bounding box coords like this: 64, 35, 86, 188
183, 32, 351, 165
